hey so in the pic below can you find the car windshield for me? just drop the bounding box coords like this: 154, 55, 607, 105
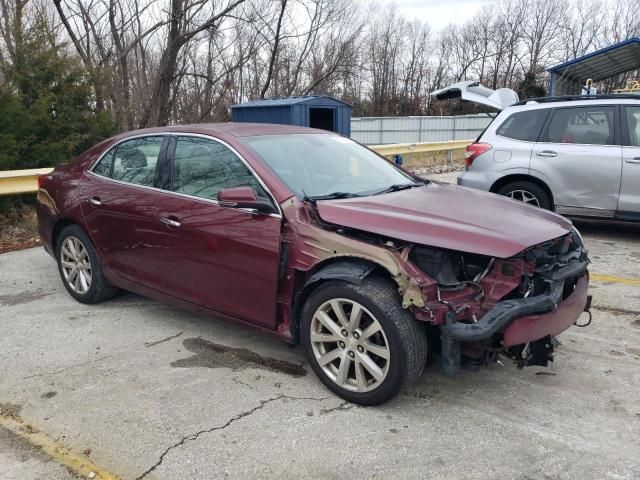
242, 134, 419, 199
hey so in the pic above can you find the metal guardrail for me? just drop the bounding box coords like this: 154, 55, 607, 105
370, 139, 472, 157
0, 168, 53, 196
0, 140, 473, 196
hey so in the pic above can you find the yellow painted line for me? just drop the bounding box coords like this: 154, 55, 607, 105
591, 272, 640, 287
0, 414, 122, 480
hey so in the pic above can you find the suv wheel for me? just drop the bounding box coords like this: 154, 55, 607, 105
497, 181, 551, 210
301, 277, 427, 405
56, 225, 118, 304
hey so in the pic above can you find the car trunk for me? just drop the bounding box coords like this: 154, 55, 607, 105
430, 81, 519, 111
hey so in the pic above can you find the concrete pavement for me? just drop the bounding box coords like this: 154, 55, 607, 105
0, 214, 639, 479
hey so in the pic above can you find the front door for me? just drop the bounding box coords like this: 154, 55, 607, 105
152, 135, 282, 328
619, 105, 640, 216
81, 135, 171, 290
532, 105, 622, 217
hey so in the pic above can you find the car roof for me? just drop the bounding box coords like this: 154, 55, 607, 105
504, 95, 640, 112
111, 122, 331, 140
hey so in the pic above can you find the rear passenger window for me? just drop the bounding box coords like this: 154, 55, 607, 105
545, 107, 615, 145
496, 110, 548, 142
93, 150, 114, 177
624, 106, 640, 146
171, 136, 268, 201
93, 136, 165, 187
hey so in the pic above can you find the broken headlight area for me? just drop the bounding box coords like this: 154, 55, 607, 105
407, 233, 589, 376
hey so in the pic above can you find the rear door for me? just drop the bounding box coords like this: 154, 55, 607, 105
619, 105, 640, 216
491, 108, 549, 170
81, 135, 171, 289
152, 135, 282, 328
532, 105, 622, 217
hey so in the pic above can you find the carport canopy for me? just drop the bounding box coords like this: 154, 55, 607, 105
548, 37, 640, 96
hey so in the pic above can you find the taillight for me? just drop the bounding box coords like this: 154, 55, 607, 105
37, 174, 47, 189
465, 143, 492, 168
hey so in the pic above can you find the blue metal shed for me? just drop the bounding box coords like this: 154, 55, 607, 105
230, 95, 352, 136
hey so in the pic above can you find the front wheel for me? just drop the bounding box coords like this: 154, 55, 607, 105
301, 277, 427, 405
497, 181, 551, 210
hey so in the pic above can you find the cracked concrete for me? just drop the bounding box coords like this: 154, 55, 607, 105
135, 394, 330, 480
144, 331, 183, 348
0, 216, 639, 479
22, 355, 112, 379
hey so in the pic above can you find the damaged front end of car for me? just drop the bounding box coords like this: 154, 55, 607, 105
428, 229, 591, 375
280, 196, 591, 376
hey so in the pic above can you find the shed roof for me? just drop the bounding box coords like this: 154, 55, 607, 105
547, 37, 640, 82
231, 95, 351, 109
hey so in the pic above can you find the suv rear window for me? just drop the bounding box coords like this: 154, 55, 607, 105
496, 110, 548, 142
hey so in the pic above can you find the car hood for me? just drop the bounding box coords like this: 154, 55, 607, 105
316, 183, 572, 258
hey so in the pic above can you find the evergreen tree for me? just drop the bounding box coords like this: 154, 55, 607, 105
0, 19, 115, 172
517, 71, 547, 100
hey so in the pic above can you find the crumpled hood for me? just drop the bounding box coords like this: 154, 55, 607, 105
316, 182, 572, 258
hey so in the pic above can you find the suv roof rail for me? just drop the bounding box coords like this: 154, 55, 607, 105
513, 94, 640, 105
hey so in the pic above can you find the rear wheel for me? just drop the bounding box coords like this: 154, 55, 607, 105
301, 277, 427, 405
56, 225, 118, 304
497, 181, 551, 210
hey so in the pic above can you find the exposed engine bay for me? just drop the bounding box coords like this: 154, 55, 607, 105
405, 231, 590, 375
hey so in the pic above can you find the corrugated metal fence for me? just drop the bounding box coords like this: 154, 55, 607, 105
351, 114, 493, 145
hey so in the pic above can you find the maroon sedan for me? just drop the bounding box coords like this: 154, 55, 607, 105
37, 123, 591, 405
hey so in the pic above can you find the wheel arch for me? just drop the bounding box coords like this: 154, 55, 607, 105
290, 257, 397, 341
490, 174, 555, 209
52, 218, 77, 252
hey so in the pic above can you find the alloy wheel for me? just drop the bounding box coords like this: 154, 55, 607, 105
60, 236, 92, 294
310, 298, 390, 392
507, 189, 540, 207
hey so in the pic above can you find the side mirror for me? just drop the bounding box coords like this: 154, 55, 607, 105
217, 186, 276, 214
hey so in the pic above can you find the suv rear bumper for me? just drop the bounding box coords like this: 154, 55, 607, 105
456, 170, 497, 191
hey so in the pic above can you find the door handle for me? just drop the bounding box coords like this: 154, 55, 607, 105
160, 216, 181, 228
536, 150, 557, 158
88, 197, 102, 206
626, 157, 640, 164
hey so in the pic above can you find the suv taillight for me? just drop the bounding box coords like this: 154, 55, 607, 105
465, 142, 492, 168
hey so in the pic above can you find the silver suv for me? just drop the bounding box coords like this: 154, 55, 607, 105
432, 82, 640, 221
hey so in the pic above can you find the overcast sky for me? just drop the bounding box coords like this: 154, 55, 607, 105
390, 0, 495, 28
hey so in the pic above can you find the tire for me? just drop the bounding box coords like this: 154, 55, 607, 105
56, 224, 118, 304
497, 181, 551, 210
301, 276, 427, 405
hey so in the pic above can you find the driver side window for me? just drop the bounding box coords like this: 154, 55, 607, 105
171, 136, 268, 201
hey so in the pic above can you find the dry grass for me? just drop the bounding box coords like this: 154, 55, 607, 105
0, 204, 41, 254
380, 149, 465, 170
